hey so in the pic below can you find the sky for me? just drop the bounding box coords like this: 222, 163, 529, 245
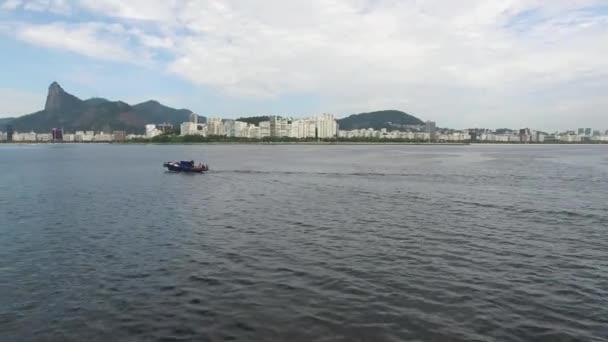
0, 0, 607, 130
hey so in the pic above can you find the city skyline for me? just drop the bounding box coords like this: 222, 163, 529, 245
3, 114, 608, 144
0, 1, 607, 130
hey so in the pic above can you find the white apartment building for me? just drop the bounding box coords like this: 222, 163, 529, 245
13, 132, 37, 141
560, 134, 579, 143
247, 125, 260, 139
36, 133, 52, 142
94, 132, 114, 142
290, 119, 317, 139
0, 131, 6, 141
225, 120, 252, 138
180, 122, 198, 136
270, 116, 291, 137
259, 121, 270, 138
206, 118, 224, 136
225, 121, 249, 137
316, 113, 337, 138
145, 124, 161, 138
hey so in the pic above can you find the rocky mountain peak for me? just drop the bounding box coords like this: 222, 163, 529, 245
44, 81, 82, 112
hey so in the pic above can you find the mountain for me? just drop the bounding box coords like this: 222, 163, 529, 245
0, 117, 14, 127
235, 116, 271, 126
337, 110, 424, 131
7, 82, 203, 133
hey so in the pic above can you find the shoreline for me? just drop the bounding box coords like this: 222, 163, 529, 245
1, 141, 607, 146
0, 141, 470, 146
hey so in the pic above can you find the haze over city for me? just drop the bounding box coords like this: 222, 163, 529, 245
0, 0, 607, 130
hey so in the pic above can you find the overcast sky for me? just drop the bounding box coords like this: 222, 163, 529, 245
0, 0, 607, 130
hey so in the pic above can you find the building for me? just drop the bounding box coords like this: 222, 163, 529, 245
259, 121, 270, 138
75, 131, 95, 142
316, 113, 337, 139
519, 128, 532, 143
561, 134, 579, 143
290, 119, 317, 139
246, 124, 260, 139
13, 132, 37, 141
94, 132, 114, 142
225, 120, 249, 138
469, 130, 478, 142
180, 112, 207, 136
0, 131, 6, 141
6, 125, 13, 142
145, 124, 161, 138
51, 128, 63, 141
206, 118, 224, 136
425, 121, 436, 141
270, 116, 291, 138
126, 134, 146, 140
584, 128, 592, 136
37, 133, 52, 142
234, 121, 248, 137
189, 112, 198, 124
157, 123, 174, 134
578, 128, 585, 135
113, 131, 126, 141
63, 133, 75, 142
180, 122, 197, 136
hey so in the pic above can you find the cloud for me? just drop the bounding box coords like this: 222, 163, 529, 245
1, 0, 608, 128
1, 0, 71, 14
12, 21, 148, 63
0, 0, 22, 10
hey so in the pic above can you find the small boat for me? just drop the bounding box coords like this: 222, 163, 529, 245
163, 160, 209, 173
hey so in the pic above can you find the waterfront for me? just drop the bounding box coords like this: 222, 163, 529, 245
1, 144, 607, 341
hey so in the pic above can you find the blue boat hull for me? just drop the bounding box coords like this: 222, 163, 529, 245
163, 162, 209, 173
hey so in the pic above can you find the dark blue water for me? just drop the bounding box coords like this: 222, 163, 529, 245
1, 144, 607, 342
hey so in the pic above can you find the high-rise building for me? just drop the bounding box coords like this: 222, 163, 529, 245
425, 121, 436, 140
584, 128, 591, 136
316, 113, 337, 139
145, 124, 161, 138
6, 125, 14, 142
180, 122, 196, 136
259, 121, 270, 138
519, 128, 531, 143
51, 128, 63, 141
469, 130, 478, 142
206, 118, 224, 136
189, 112, 198, 125
233, 121, 248, 137
578, 128, 585, 135
157, 123, 173, 134
270, 116, 290, 137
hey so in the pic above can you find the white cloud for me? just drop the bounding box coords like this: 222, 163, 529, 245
13, 21, 146, 63
0, 0, 21, 10
1, 0, 608, 128
1, 0, 71, 14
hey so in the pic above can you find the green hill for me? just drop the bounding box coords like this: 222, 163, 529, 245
337, 110, 424, 131
7, 82, 203, 133
0, 117, 14, 127
235, 116, 271, 126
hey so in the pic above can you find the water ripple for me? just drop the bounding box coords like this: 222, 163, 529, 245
1, 144, 607, 341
